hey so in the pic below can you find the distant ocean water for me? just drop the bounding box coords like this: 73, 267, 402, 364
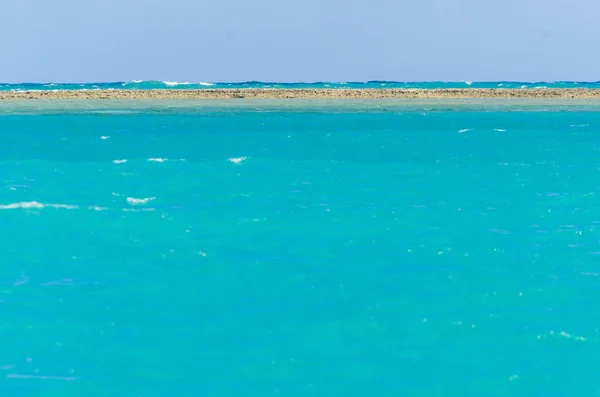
2, 80, 600, 91
2, 98, 600, 396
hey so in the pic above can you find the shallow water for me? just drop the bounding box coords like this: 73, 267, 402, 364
2, 100, 600, 396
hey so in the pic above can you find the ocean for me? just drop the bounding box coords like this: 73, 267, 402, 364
2, 98, 600, 396
2, 80, 600, 91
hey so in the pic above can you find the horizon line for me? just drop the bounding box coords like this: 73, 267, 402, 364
2, 80, 600, 85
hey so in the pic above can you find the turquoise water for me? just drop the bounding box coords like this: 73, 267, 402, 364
2, 99, 600, 396
2, 80, 600, 91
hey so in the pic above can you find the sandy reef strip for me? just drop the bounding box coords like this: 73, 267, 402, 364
2, 88, 600, 100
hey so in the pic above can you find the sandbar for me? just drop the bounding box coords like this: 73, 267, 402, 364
2, 88, 600, 100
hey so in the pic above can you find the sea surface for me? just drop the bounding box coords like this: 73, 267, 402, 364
2, 80, 600, 91
2, 98, 600, 396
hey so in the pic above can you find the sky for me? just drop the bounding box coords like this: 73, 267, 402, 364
1, 0, 599, 83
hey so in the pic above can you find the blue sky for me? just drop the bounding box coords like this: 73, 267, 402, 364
1, 0, 599, 82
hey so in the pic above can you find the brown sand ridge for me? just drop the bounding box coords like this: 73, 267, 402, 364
2, 88, 600, 100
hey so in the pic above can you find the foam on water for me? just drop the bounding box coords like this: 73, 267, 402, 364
0, 201, 77, 210
163, 81, 192, 86
126, 197, 155, 205
228, 156, 248, 164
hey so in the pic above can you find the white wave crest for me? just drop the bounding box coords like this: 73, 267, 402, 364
494, 128, 506, 132
0, 201, 77, 210
228, 156, 248, 164
163, 81, 213, 87
458, 129, 471, 133
148, 158, 167, 162
113, 159, 127, 164
101, 136, 110, 140
126, 197, 155, 205
163, 81, 192, 86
